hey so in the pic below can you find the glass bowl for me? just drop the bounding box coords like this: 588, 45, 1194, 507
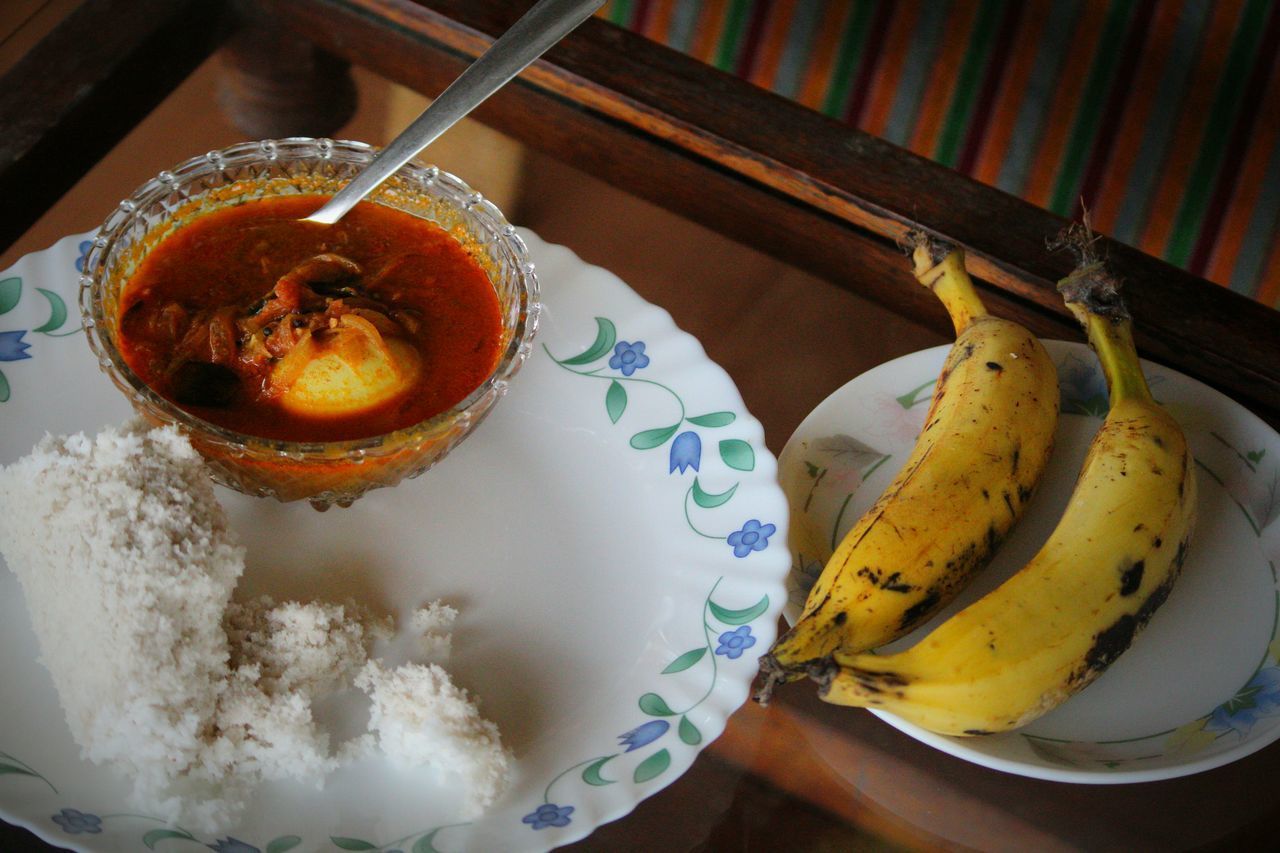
79, 138, 539, 509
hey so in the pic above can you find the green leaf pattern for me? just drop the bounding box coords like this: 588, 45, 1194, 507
687, 411, 736, 427
0, 750, 54, 793
639, 693, 676, 717
581, 756, 617, 786
266, 837, 303, 853
529, 320, 777, 832
31, 289, 68, 334
0, 256, 82, 405
143, 828, 198, 849
678, 716, 702, 745
530, 577, 770, 823
546, 316, 771, 543
630, 423, 680, 450
691, 477, 737, 509
709, 596, 771, 625
605, 379, 627, 423
558, 317, 617, 365
718, 438, 755, 471
661, 647, 707, 674
632, 749, 670, 784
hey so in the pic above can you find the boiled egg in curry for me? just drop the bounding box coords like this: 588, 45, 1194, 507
274, 313, 423, 418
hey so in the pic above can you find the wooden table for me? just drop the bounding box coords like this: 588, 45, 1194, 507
3, 2, 1278, 850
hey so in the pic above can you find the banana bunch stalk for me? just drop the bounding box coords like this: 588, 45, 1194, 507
811, 251, 1197, 736
757, 237, 1059, 699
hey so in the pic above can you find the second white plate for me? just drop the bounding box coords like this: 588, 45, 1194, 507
779, 340, 1280, 783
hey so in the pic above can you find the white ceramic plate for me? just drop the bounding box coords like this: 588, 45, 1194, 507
780, 339, 1280, 784
0, 231, 789, 851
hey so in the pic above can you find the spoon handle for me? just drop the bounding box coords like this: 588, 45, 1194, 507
305, 0, 603, 225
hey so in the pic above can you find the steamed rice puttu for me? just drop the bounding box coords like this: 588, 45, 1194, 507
0, 421, 244, 824
0, 421, 376, 828
0, 419, 512, 829
356, 659, 514, 818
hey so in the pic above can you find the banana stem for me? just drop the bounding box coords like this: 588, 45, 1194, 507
1083, 312, 1153, 405
911, 240, 989, 335
1058, 260, 1154, 405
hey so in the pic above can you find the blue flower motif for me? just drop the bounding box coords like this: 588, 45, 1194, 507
206, 839, 260, 853
727, 519, 776, 557
669, 430, 701, 474
618, 719, 670, 752
75, 240, 93, 273
715, 626, 757, 659
608, 341, 650, 376
0, 330, 31, 361
51, 808, 102, 834
1204, 666, 1280, 737
523, 802, 575, 830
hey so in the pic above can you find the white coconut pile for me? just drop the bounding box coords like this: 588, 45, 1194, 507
0, 419, 511, 831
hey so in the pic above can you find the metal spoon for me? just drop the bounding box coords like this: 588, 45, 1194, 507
304, 0, 604, 226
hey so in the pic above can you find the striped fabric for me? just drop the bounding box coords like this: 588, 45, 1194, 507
600, 0, 1280, 308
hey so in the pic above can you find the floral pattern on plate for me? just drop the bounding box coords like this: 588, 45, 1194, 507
519, 319, 778, 836
0, 231, 789, 851
0, 244, 81, 402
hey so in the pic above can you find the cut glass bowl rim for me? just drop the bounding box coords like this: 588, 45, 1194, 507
78, 137, 540, 462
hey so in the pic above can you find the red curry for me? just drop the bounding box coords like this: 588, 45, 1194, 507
118, 196, 503, 442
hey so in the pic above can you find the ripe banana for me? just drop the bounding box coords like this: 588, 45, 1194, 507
757, 237, 1059, 697
810, 254, 1197, 736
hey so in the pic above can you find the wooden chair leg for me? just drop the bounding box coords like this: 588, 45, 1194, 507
216, 12, 356, 139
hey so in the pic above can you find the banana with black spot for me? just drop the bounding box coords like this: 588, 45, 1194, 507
808, 244, 1197, 736
757, 236, 1059, 698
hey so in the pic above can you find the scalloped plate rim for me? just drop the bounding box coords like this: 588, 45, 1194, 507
0, 229, 791, 852
780, 338, 1280, 784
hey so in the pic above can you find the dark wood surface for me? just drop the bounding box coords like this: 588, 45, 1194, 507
0, 0, 229, 253
255, 0, 1280, 430
3, 0, 1275, 429
2, 1, 1279, 851
0, 0, 1273, 422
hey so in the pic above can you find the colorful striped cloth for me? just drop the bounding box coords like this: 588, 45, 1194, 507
600, 0, 1280, 308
